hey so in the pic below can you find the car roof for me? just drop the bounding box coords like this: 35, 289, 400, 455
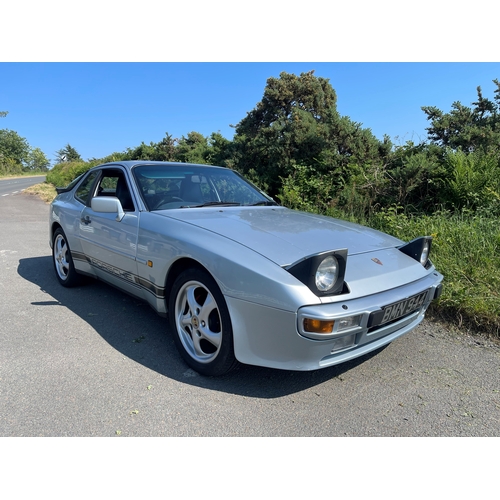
95, 161, 227, 172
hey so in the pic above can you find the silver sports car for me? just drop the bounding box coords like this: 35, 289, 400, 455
49, 161, 443, 376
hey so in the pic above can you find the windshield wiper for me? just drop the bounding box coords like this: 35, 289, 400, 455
180, 201, 241, 208
249, 201, 279, 206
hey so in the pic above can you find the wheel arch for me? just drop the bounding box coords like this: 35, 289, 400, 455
49, 221, 63, 248
164, 257, 212, 311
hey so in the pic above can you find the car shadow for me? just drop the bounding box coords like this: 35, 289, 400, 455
18, 256, 384, 399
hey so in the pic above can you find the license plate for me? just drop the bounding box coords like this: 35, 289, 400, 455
368, 289, 429, 328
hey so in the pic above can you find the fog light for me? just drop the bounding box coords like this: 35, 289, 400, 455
303, 318, 335, 334
331, 334, 356, 353
338, 315, 362, 331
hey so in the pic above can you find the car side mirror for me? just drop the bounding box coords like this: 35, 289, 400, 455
91, 197, 125, 222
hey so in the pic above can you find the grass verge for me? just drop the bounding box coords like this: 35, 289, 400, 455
366, 209, 500, 339
23, 182, 57, 203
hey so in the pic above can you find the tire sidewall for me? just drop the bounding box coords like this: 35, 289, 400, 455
52, 227, 80, 287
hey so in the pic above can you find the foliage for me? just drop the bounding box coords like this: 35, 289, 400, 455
382, 141, 447, 212
0, 157, 23, 175
278, 162, 337, 213
422, 79, 500, 153
124, 141, 163, 161
0, 129, 30, 166
233, 71, 388, 197
444, 149, 500, 214
124, 133, 177, 161
44, 131, 235, 188
46, 160, 93, 187
89, 151, 130, 163
174, 131, 209, 164
0, 128, 49, 173
205, 132, 234, 167
26, 147, 50, 171
333, 161, 391, 219
55, 144, 82, 163
120, 131, 234, 166
0, 110, 50, 172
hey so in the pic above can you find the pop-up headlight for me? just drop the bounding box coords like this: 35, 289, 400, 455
287, 249, 348, 296
399, 237, 432, 267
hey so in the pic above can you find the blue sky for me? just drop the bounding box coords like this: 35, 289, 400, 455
2, 62, 500, 165
2, 3, 499, 166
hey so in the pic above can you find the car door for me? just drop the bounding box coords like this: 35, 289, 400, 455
78, 167, 143, 299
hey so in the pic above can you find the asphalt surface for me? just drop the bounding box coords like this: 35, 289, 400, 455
0, 176, 46, 197
1, 186, 499, 436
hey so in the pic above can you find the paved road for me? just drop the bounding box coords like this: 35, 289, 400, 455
0, 176, 46, 197
1, 191, 499, 436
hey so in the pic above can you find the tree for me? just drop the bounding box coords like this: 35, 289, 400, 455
124, 133, 178, 161
154, 133, 177, 161
0, 128, 51, 174
0, 129, 30, 166
0, 111, 8, 118
233, 71, 387, 196
26, 147, 50, 171
174, 131, 209, 164
382, 141, 446, 211
422, 79, 500, 153
124, 141, 159, 160
205, 132, 233, 167
55, 144, 82, 163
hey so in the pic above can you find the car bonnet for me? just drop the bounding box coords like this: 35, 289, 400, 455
157, 206, 403, 267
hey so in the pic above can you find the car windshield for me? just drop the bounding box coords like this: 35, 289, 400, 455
132, 164, 277, 211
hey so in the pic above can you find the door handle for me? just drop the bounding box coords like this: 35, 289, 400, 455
81, 215, 91, 225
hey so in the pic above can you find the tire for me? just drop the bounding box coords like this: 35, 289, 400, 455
169, 268, 239, 376
52, 227, 82, 287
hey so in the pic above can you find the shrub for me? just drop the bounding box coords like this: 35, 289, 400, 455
445, 150, 500, 214
46, 160, 93, 187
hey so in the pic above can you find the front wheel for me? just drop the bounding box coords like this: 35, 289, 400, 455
169, 268, 238, 376
52, 227, 81, 287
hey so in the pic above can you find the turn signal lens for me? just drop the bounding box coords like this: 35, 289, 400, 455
303, 318, 335, 334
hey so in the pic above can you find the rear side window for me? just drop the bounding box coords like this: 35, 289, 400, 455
75, 171, 99, 205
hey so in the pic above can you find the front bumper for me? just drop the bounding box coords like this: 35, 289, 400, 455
227, 270, 443, 371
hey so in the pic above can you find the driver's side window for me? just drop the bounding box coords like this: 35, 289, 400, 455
95, 170, 135, 212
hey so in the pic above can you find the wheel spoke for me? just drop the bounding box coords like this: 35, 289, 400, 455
198, 322, 222, 349
194, 289, 222, 348
185, 286, 200, 315
180, 313, 192, 329
190, 331, 207, 357
197, 293, 215, 323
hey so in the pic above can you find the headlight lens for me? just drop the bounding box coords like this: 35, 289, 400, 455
315, 255, 339, 292
420, 240, 430, 266
287, 249, 347, 297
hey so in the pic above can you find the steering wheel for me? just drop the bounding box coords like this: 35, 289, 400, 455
155, 196, 183, 209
